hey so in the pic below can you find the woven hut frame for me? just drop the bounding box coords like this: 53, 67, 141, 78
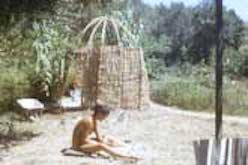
76, 16, 150, 109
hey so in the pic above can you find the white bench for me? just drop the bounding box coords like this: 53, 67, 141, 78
17, 98, 45, 119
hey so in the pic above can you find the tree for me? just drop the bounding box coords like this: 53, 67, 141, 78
142, 1, 245, 65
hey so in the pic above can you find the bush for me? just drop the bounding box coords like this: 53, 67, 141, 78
151, 66, 248, 116
239, 47, 248, 77
151, 74, 214, 111
223, 81, 248, 115
224, 48, 248, 78
0, 70, 31, 114
32, 21, 72, 102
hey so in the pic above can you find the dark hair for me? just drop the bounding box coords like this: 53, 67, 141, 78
94, 104, 110, 116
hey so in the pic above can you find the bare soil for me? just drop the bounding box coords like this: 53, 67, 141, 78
1, 103, 248, 165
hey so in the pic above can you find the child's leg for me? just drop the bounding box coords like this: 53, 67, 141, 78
79, 140, 137, 160
102, 135, 127, 147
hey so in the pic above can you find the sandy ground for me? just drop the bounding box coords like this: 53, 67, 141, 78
1, 103, 248, 165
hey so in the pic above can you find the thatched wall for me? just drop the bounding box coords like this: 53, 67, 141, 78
77, 46, 150, 109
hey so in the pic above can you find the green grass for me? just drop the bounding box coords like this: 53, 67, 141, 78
223, 81, 248, 115
151, 71, 248, 116
151, 75, 214, 112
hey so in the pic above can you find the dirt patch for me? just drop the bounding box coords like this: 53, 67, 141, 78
1, 103, 248, 165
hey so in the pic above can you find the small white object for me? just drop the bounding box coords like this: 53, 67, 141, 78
59, 88, 82, 109
17, 98, 44, 110
59, 97, 81, 108
70, 88, 81, 102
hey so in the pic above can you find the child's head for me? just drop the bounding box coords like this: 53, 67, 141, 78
93, 104, 110, 121
69, 78, 80, 90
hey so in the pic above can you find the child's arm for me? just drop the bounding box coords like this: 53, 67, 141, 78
93, 120, 102, 142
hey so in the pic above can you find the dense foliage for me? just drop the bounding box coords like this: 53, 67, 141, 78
0, 0, 247, 114
139, 1, 245, 66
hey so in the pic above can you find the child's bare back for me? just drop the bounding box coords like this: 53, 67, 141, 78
72, 116, 95, 150
68, 105, 141, 161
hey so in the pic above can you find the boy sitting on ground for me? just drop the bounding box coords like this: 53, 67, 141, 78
70, 104, 139, 160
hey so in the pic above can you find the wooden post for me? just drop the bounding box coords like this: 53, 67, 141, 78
215, 0, 224, 164
194, 138, 248, 165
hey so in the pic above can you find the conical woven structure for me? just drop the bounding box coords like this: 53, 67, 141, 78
76, 16, 150, 109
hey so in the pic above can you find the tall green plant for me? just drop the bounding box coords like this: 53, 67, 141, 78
32, 21, 71, 101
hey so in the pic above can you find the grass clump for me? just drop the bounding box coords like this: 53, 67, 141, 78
151, 73, 214, 111
0, 70, 31, 114
151, 65, 248, 116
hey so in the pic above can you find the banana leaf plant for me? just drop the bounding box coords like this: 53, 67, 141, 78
32, 21, 72, 102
